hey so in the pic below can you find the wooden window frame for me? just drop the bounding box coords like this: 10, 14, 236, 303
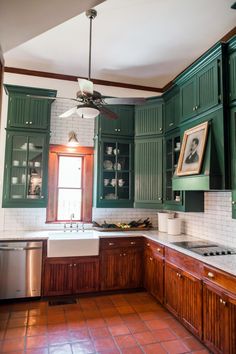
46, 144, 94, 223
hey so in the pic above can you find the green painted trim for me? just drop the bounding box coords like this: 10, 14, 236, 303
228, 35, 236, 51
4, 84, 57, 98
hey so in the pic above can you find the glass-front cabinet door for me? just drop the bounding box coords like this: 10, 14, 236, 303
3, 131, 48, 207
97, 138, 133, 207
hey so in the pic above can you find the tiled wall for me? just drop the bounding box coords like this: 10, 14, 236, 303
1, 74, 236, 248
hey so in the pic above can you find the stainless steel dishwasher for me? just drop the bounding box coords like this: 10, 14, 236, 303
0, 241, 43, 299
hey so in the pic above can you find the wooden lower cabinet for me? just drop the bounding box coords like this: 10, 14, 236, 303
203, 283, 236, 354
100, 247, 143, 291
43, 256, 99, 296
144, 247, 164, 303
165, 262, 202, 338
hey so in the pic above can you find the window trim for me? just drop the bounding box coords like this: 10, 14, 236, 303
46, 144, 94, 223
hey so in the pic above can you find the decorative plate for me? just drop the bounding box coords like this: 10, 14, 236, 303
103, 160, 113, 170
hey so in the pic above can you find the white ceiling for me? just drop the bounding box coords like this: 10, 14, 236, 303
3, 0, 236, 88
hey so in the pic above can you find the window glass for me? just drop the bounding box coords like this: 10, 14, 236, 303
57, 189, 82, 220
58, 156, 82, 188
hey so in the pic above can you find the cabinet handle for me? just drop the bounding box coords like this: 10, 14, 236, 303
109, 242, 115, 246
118, 129, 121, 132
195, 105, 198, 110
159, 128, 163, 131
232, 201, 236, 205
25, 121, 29, 124
100, 196, 103, 200
169, 122, 174, 127
29, 121, 32, 124
220, 299, 227, 306
192, 107, 195, 111
207, 272, 214, 278
41, 196, 45, 199
158, 197, 162, 201
123, 253, 126, 256
157, 248, 161, 252
115, 129, 117, 132
130, 241, 136, 245
146, 243, 150, 247
149, 257, 153, 261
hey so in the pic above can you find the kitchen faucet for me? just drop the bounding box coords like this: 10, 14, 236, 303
70, 213, 75, 230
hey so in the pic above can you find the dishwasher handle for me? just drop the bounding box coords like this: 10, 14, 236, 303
0, 246, 42, 251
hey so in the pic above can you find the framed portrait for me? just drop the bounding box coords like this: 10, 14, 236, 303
176, 121, 209, 176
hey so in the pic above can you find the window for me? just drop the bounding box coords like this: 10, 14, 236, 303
46, 145, 93, 223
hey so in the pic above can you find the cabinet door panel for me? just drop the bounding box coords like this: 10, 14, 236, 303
229, 51, 236, 102
100, 106, 134, 136
231, 108, 236, 219
100, 249, 123, 290
43, 261, 73, 296
181, 272, 202, 338
165, 263, 182, 317
135, 103, 163, 136
28, 98, 49, 130
8, 95, 29, 128
229, 300, 236, 354
73, 258, 99, 293
135, 138, 162, 206
197, 60, 219, 114
180, 78, 196, 121
122, 248, 143, 289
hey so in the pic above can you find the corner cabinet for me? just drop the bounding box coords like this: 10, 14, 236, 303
2, 85, 57, 208
135, 99, 163, 137
94, 137, 134, 208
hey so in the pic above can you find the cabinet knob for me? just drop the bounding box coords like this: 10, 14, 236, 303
41, 196, 44, 199
69, 264, 73, 267
157, 248, 161, 252
146, 243, 150, 247
123, 253, 126, 256
207, 272, 214, 278
109, 242, 115, 246
158, 197, 162, 201
25, 121, 29, 124
232, 201, 236, 205
73, 264, 77, 267
120, 254, 122, 257
220, 299, 227, 306
192, 107, 195, 111
130, 241, 136, 245
195, 105, 198, 110
149, 257, 153, 261
115, 129, 117, 132
169, 122, 174, 127
29, 121, 32, 125
118, 129, 121, 132
159, 128, 163, 131
100, 196, 103, 200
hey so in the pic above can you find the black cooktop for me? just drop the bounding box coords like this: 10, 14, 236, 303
171, 240, 236, 256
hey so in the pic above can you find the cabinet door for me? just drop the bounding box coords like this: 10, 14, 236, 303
145, 249, 164, 304
144, 248, 155, 293
165, 92, 179, 132
122, 248, 143, 289
7, 95, 29, 128
203, 283, 227, 354
180, 77, 196, 121
165, 263, 182, 317
231, 107, 236, 218
43, 260, 73, 296
100, 249, 124, 290
229, 51, 236, 102
73, 258, 99, 293
197, 59, 219, 114
228, 298, 236, 354
135, 103, 163, 136
181, 272, 202, 338
99, 106, 134, 136
28, 98, 50, 130
135, 137, 163, 207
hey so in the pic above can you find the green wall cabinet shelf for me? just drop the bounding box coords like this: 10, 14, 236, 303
4, 85, 57, 131
2, 131, 49, 208
134, 137, 163, 208
96, 105, 134, 137
231, 107, 236, 218
135, 99, 163, 137
164, 88, 180, 132
228, 36, 236, 104
94, 137, 134, 208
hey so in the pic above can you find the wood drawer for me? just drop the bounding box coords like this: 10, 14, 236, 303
144, 239, 165, 257
165, 247, 203, 278
100, 237, 144, 250
203, 264, 236, 294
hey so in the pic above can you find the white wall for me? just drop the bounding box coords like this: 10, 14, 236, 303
1, 73, 236, 248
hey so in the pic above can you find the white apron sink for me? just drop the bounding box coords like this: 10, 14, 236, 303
47, 231, 99, 257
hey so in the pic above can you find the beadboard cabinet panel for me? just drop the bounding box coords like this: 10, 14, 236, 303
229, 50, 236, 102
135, 101, 163, 136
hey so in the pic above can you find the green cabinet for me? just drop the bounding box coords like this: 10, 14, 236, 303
231, 107, 236, 218
96, 105, 134, 137
229, 37, 236, 103
180, 59, 220, 121
135, 99, 163, 136
164, 89, 180, 132
134, 137, 163, 208
94, 137, 134, 208
2, 131, 49, 207
5, 85, 56, 131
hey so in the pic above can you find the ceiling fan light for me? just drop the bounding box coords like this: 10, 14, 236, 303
68, 131, 79, 147
77, 104, 100, 119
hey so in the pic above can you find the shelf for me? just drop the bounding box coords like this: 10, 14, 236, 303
11, 183, 25, 186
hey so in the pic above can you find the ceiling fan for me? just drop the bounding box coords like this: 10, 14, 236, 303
29, 9, 146, 120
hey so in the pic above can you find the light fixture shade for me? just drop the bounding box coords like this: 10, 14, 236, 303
68, 131, 79, 147
77, 104, 100, 119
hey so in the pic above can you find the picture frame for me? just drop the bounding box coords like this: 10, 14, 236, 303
176, 121, 209, 176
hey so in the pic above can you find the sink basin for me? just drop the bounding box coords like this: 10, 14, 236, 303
47, 231, 99, 257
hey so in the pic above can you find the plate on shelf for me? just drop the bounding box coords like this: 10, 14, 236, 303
114, 162, 121, 170
104, 193, 116, 200
103, 160, 113, 170
11, 195, 23, 199
174, 148, 180, 152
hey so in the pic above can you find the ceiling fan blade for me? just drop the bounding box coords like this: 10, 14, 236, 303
26, 94, 79, 102
98, 106, 118, 120
78, 78, 94, 96
59, 106, 78, 118
103, 97, 146, 105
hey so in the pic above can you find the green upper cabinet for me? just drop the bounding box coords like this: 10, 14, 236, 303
134, 137, 163, 208
94, 137, 134, 208
4, 85, 57, 131
231, 107, 236, 218
2, 131, 49, 208
135, 99, 163, 137
228, 36, 236, 103
164, 88, 180, 132
177, 43, 225, 122
96, 105, 134, 137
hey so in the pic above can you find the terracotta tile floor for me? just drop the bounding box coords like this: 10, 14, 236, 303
0, 292, 210, 354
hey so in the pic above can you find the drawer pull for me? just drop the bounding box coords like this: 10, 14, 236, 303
109, 242, 115, 246
146, 243, 150, 247
123, 253, 126, 256
69, 264, 73, 267
220, 299, 227, 306
149, 257, 153, 261
130, 241, 136, 245
157, 248, 161, 252
207, 272, 214, 278
120, 253, 122, 257
73, 264, 77, 267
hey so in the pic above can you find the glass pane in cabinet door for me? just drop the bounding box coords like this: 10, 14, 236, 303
117, 172, 130, 200
10, 135, 28, 200
117, 143, 130, 171
102, 171, 117, 200
27, 136, 44, 199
